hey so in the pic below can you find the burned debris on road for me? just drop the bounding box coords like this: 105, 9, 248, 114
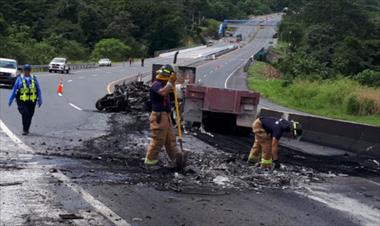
75, 113, 326, 193
96, 81, 150, 112
59, 111, 379, 196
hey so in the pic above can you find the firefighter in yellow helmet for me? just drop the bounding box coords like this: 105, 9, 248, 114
248, 117, 302, 169
144, 64, 186, 170
8, 64, 43, 135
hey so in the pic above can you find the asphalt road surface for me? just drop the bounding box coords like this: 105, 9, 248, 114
1, 14, 379, 226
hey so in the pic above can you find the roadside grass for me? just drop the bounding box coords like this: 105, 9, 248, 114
271, 41, 289, 58
247, 62, 380, 126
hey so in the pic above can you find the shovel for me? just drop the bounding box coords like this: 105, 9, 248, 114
173, 78, 188, 173
172, 51, 188, 172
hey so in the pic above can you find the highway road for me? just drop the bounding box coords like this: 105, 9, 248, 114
1, 14, 379, 226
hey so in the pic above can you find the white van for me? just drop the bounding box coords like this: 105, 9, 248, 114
0, 58, 18, 86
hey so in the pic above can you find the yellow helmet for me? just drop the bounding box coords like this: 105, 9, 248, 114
156, 64, 174, 81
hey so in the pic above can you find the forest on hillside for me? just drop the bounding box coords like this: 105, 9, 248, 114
0, 0, 378, 85
277, 0, 379, 83
0, 0, 285, 64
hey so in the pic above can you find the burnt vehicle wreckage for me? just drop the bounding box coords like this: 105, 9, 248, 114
96, 81, 151, 112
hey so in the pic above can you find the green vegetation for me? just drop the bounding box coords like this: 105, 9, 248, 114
91, 39, 131, 62
248, 0, 380, 125
200, 19, 221, 39
248, 62, 380, 125
0, 0, 285, 64
277, 0, 379, 83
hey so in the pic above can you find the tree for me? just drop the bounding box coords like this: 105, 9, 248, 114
91, 38, 131, 61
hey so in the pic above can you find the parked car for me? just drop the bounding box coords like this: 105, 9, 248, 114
98, 58, 112, 67
48, 57, 70, 74
0, 58, 18, 86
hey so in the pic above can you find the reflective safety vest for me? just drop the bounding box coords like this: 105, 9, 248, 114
19, 75, 37, 102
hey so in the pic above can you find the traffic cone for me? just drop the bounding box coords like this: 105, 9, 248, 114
57, 81, 63, 96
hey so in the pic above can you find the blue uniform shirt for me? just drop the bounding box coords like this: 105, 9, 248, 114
8, 75, 43, 106
260, 117, 291, 140
150, 81, 171, 112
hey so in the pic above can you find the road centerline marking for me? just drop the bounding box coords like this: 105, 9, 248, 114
69, 103, 83, 111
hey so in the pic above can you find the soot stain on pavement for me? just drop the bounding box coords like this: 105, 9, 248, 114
77, 113, 330, 194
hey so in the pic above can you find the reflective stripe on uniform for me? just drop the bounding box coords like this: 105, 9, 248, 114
261, 158, 272, 165
144, 158, 159, 165
19, 75, 37, 102
248, 154, 260, 162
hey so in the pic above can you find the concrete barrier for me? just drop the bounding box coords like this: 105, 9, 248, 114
258, 107, 380, 157
158, 46, 207, 58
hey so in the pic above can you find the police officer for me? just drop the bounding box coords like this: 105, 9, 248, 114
145, 64, 185, 169
8, 64, 42, 135
248, 117, 302, 169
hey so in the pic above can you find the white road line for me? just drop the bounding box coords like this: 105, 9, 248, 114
0, 119, 131, 226
78, 76, 85, 79
0, 120, 33, 154
297, 188, 380, 226
224, 61, 246, 88
54, 172, 131, 226
67, 80, 73, 83
69, 103, 83, 111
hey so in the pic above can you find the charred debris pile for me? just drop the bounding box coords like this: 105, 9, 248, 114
96, 81, 150, 112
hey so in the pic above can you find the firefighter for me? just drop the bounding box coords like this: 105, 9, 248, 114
144, 64, 184, 168
8, 64, 43, 135
248, 117, 302, 169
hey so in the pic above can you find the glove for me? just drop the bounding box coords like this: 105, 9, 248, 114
8, 101, 12, 107
169, 72, 177, 84
38, 99, 43, 107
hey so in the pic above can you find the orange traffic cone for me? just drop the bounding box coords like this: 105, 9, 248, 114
57, 81, 63, 96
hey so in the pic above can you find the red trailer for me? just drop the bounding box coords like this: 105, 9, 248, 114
184, 84, 260, 128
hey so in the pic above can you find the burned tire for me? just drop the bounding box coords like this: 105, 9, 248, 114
95, 99, 104, 111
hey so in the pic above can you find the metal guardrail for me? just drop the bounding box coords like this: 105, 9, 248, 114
243, 56, 255, 72
30, 63, 97, 72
